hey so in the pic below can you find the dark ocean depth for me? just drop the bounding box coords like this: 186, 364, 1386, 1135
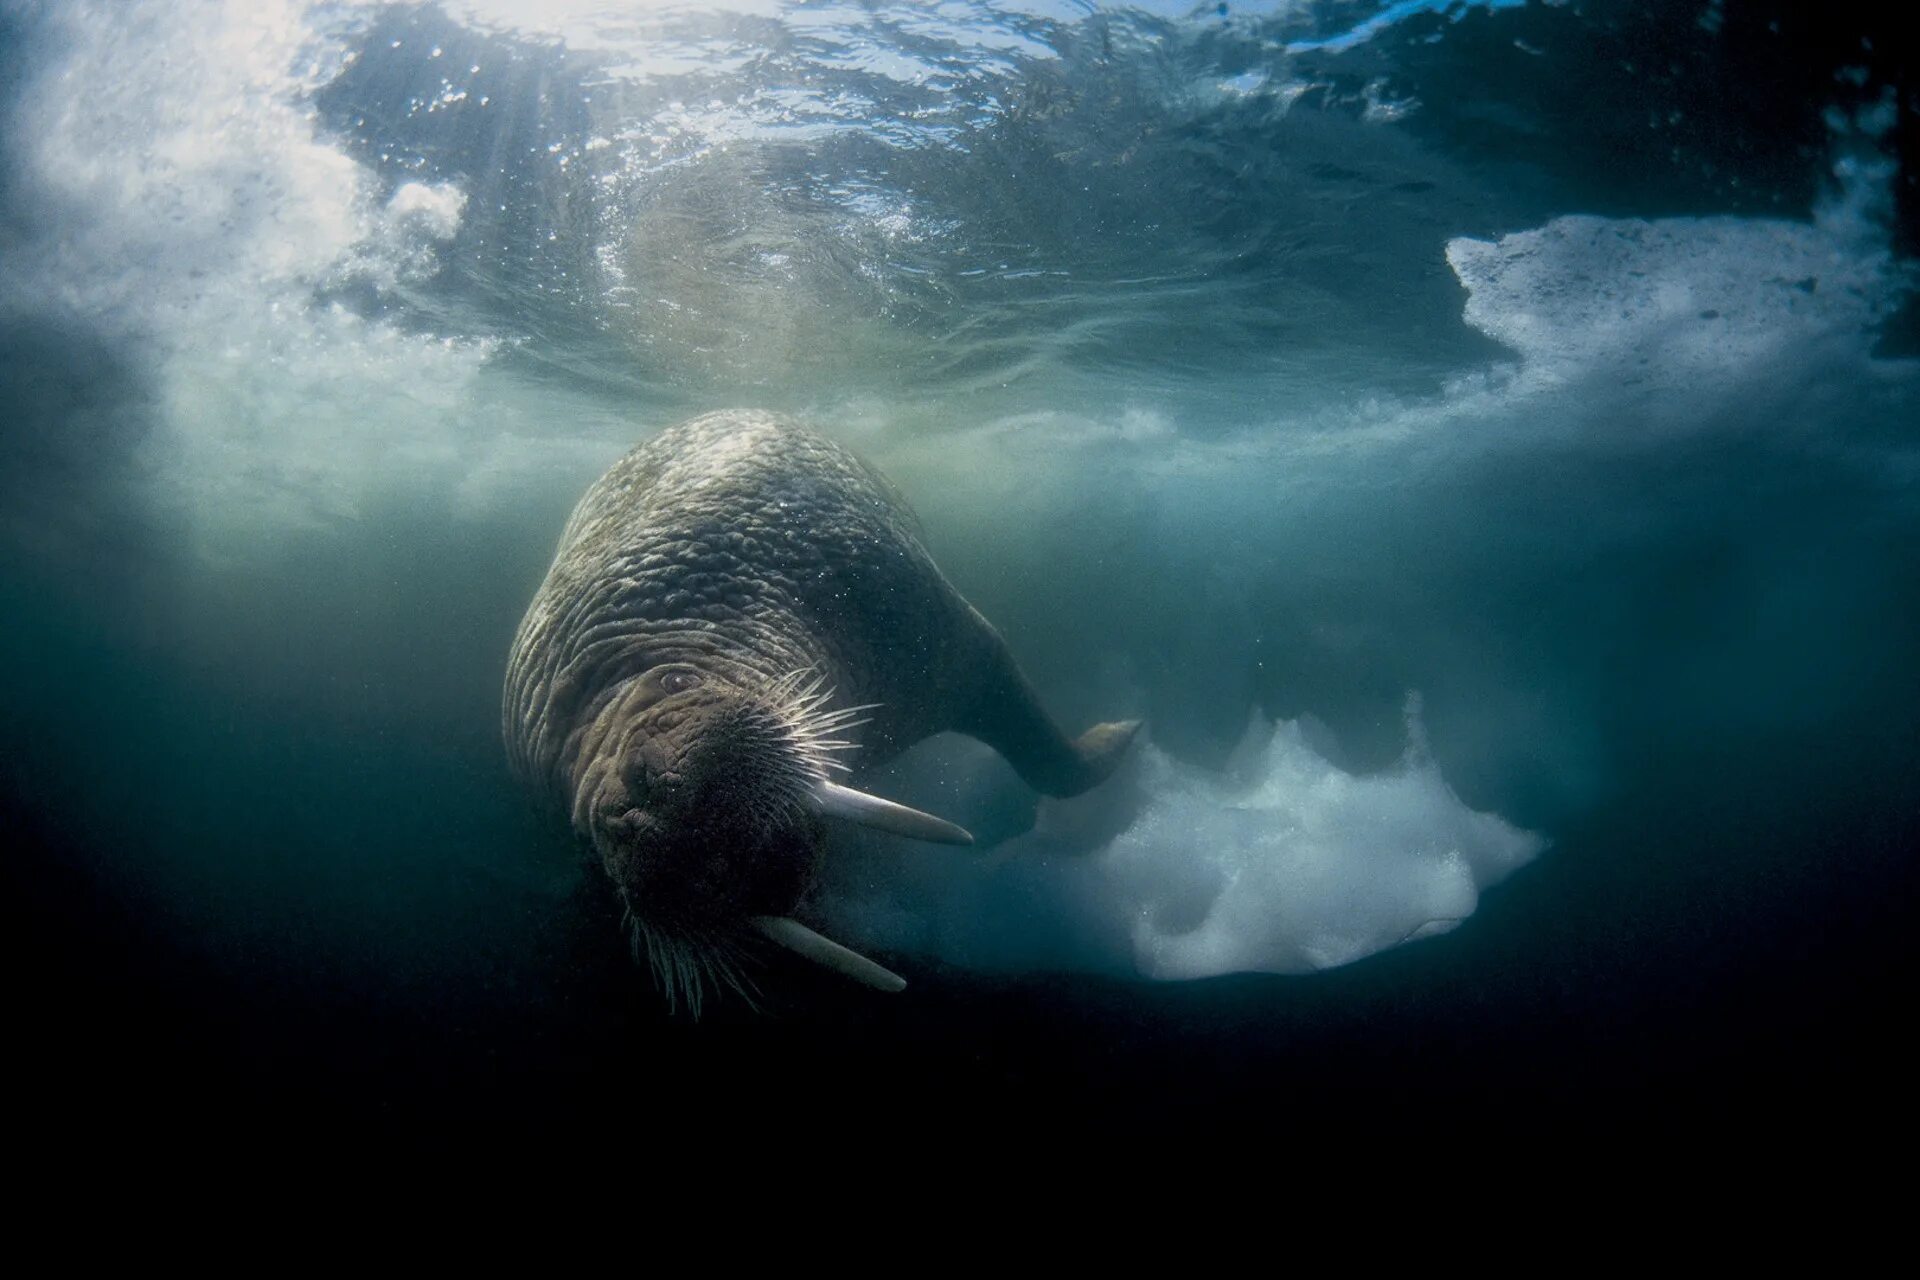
2, 0, 1915, 1155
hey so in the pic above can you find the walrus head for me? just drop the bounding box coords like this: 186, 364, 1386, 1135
579, 662, 971, 1012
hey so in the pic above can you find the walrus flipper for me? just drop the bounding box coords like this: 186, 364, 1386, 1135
953, 605, 1141, 798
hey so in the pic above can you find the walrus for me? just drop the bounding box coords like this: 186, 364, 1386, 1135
504, 410, 1139, 1010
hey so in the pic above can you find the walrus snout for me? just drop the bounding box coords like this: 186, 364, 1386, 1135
609, 812, 821, 926
595, 693, 829, 925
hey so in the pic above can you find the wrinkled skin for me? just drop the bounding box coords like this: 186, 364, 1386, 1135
504, 410, 1138, 948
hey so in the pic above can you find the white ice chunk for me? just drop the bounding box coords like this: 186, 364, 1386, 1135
1446, 212, 1899, 396
823, 698, 1544, 982
1101, 705, 1542, 978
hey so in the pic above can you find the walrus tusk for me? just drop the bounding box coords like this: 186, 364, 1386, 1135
809, 780, 974, 846
751, 916, 908, 993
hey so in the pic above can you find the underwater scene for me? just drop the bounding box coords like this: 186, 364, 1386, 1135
3, 0, 1914, 1151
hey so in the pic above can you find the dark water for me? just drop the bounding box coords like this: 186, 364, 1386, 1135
3, 0, 1915, 1152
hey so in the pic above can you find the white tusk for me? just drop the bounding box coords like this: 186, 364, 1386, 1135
751, 916, 907, 993
809, 780, 974, 846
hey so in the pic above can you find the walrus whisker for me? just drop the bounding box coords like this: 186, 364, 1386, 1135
809, 715, 873, 732
622, 902, 753, 1018
801, 719, 871, 742
751, 915, 907, 993
809, 780, 974, 845
767, 677, 887, 788
810, 704, 879, 721
700, 940, 765, 1014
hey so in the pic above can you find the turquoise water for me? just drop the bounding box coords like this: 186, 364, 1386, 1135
3, 0, 1914, 1147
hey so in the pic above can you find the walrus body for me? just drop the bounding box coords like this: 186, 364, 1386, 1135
504, 410, 1136, 1005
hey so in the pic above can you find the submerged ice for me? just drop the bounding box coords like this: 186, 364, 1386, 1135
1109, 706, 1541, 978
824, 699, 1543, 981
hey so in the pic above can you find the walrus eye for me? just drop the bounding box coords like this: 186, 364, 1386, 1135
660, 670, 702, 695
